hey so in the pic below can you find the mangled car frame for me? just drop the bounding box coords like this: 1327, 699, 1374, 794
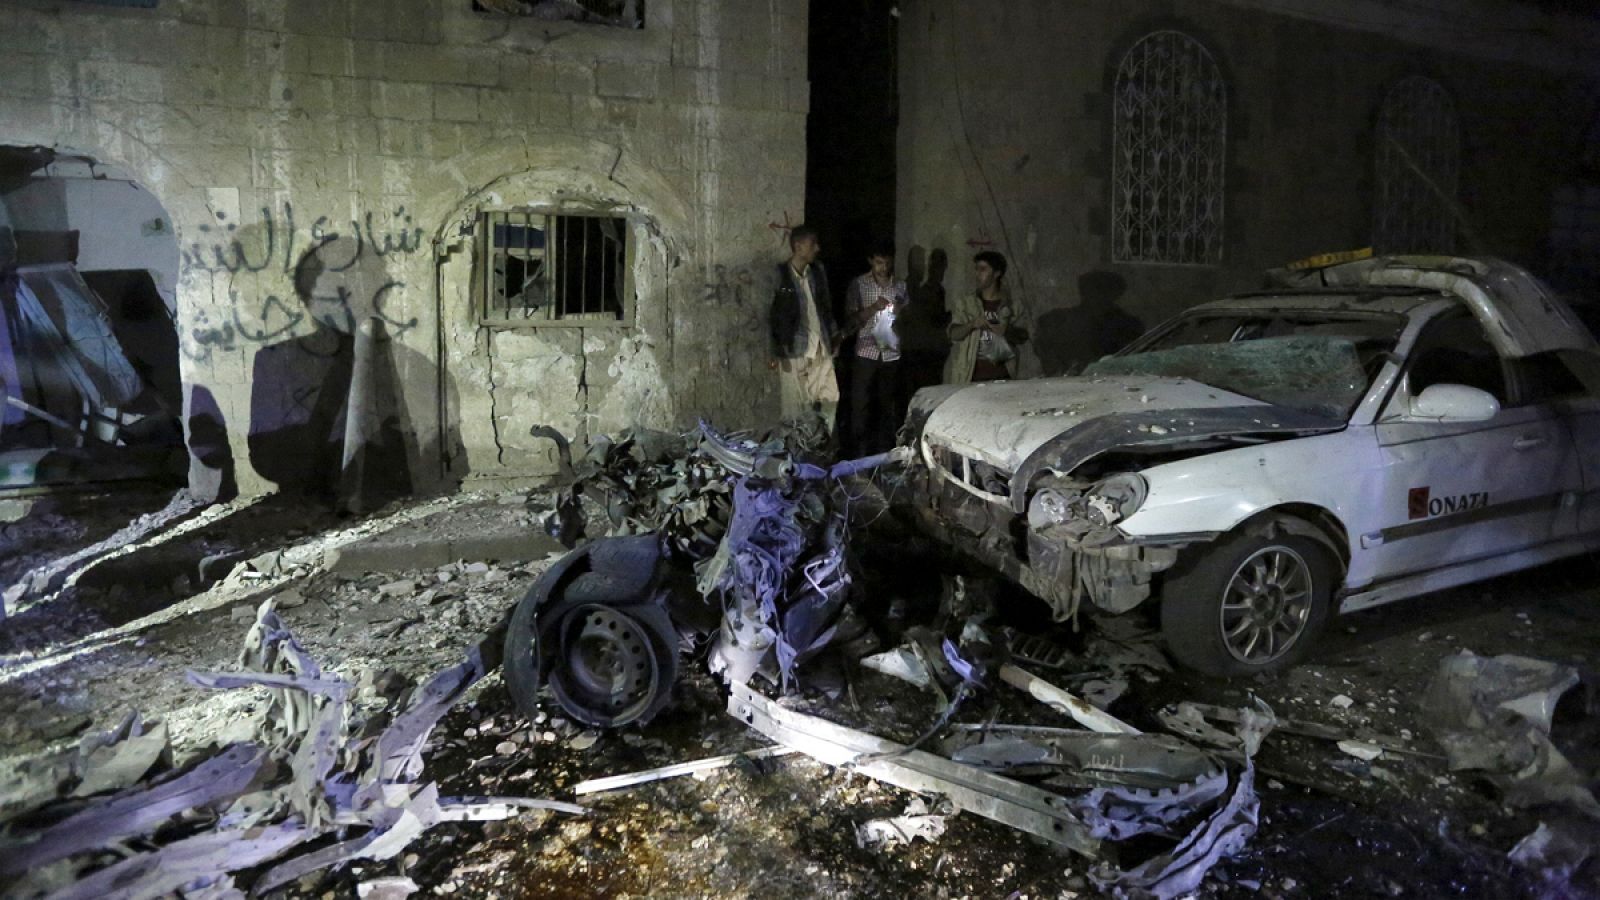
902, 255, 1600, 675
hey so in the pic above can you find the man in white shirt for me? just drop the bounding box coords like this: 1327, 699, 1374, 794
842, 241, 910, 455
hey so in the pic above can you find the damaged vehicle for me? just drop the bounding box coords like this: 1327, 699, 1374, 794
902, 255, 1600, 676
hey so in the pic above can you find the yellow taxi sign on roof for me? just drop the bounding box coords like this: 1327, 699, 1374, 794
1285, 247, 1374, 271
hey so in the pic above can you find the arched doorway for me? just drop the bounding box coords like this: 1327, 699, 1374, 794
0, 147, 185, 490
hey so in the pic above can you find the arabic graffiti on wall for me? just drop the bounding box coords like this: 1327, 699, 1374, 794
182, 203, 424, 276
181, 204, 425, 361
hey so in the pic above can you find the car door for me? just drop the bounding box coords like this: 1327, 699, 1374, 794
1363, 312, 1581, 582
1508, 352, 1600, 537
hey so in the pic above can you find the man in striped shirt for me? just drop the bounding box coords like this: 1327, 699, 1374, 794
843, 241, 911, 456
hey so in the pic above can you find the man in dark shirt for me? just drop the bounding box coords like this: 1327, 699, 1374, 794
769, 224, 839, 428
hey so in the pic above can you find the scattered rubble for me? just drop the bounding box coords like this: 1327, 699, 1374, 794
4, 423, 1595, 898
0, 602, 580, 897
855, 797, 951, 850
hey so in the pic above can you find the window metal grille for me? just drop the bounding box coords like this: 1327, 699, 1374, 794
470, 0, 642, 28
1374, 76, 1460, 254
478, 211, 630, 325
1112, 30, 1227, 266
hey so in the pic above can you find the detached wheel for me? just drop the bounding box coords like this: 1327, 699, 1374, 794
503, 566, 678, 728
1160, 531, 1335, 677
546, 600, 676, 728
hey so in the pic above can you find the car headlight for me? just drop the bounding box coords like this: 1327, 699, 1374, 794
1083, 473, 1148, 525
1026, 472, 1148, 531
1027, 487, 1075, 530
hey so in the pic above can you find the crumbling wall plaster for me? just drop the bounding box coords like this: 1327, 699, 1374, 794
0, 0, 810, 496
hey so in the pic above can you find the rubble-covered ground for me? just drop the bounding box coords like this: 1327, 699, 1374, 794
2, 479, 1596, 898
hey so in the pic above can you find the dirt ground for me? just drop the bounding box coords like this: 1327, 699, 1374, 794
2, 483, 1596, 898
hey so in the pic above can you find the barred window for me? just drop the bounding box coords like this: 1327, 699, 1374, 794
1112, 30, 1227, 266
471, 0, 642, 28
477, 211, 632, 326
1374, 76, 1460, 254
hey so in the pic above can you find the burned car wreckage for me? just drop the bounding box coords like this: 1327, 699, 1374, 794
13, 257, 1600, 898
904, 254, 1600, 675
498, 424, 1274, 894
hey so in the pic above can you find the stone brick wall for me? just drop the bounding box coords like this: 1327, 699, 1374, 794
896, 0, 1600, 378
0, 0, 809, 496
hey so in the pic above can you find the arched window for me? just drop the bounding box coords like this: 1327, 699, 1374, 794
1374, 76, 1460, 253
1112, 30, 1227, 266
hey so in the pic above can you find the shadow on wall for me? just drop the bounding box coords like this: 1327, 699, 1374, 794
900, 245, 950, 396
186, 384, 235, 501
245, 234, 464, 510
1035, 271, 1146, 376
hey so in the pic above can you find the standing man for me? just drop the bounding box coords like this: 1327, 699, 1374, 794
944, 250, 1027, 384
842, 241, 910, 455
769, 224, 839, 430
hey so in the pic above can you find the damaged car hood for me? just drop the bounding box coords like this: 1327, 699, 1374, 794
922, 376, 1332, 471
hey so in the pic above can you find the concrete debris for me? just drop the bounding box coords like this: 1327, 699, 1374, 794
0, 602, 582, 897
1337, 739, 1384, 761
357, 876, 421, 900
3, 487, 205, 617
1423, 651, 1599, 817
856, 797, 952, 850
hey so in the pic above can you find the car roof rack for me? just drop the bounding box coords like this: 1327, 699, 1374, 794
1224, 286, 1444, 300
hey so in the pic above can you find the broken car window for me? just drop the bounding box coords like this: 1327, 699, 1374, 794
1090, 311, 1407, 419
1089, 335, 1378, 419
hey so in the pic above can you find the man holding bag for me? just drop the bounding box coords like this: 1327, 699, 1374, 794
944, 251, 1027, 384
843, 241, 910, 455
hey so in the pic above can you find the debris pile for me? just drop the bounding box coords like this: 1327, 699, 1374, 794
510, 423, 1274, 898
1424, 650, 1599, 816
1423, 651, 1600, 896
11, 420, 1594, 897
0, 601, 580, 898
507, 422, 896, 730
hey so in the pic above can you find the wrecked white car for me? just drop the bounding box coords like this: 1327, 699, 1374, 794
902, 256, 1600, 676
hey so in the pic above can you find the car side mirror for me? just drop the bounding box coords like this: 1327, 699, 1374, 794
1409, 384, 1500, 422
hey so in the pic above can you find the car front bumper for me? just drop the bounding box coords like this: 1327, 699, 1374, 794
902, 456, 1189, 620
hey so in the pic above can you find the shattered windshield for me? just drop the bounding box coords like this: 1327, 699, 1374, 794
1086, 311, 1406, 419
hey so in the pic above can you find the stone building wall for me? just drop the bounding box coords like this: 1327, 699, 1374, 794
0, 0, 809, 496
896, 0, 1600, 378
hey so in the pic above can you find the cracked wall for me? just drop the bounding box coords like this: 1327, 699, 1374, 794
0, 0, 808, 495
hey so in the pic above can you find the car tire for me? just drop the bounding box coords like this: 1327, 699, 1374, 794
1160, 530, 1336, 677
504, 570, 679, 728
